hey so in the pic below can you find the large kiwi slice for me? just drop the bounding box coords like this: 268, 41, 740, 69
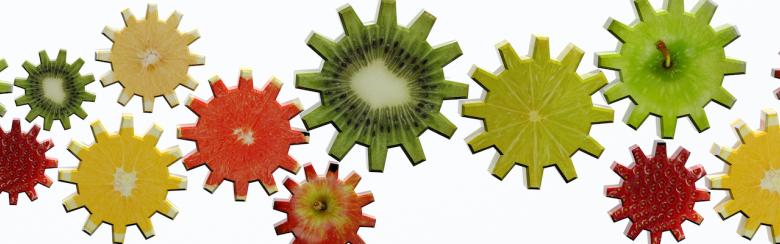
297, 0, 468, 172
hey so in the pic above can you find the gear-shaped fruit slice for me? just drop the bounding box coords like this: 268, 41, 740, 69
15, 50, 95, 130
296, 0, 468, 172
462, 36, 614, 189
97, 4, 203, 113
179, 69, 307, 200
59, 115, 185, 243
274, 162, 375, 243
598, 0, 745, 139
0, 120, 56, 205
709, 109, 780, 242
606, 141, 709, 244
0, 60, 13, 115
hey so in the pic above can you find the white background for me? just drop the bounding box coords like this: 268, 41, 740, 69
0, 0, 777, 243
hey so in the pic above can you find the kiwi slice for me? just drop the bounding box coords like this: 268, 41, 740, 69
15, 50, 95, 130
297, 0, 468, 172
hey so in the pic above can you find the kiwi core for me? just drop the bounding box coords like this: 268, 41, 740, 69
139, 49, 162, 69
42, 76, 67, 104
113, 168, 137, 197
760, 169, 780, 194
349, 59, 411, 108
232, 128, 255, 145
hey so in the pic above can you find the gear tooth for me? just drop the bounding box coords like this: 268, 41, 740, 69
112, 224, 127, 243
24, 109, 40, 123
590, 105, 614, 124
344, 172, 362, 188
260, 181, 279, 195
0, 81, 11, 93
625, 222, 642, 239
686, 211, 704, 224
100, 71, 118, 86
145, 3, 159, 20
138, 219, 156, 239
283, 177, 299, 192
306, 33, 338, 60
426, 112, 457, 138
559, 44, 584, 72
44, 158, 57, 169
101, 27, 117, 41
279, 155, 300, 174
83, 215, 101, 235
54, 49, 67, 64
633, 0, 658, 22
612, 162, 634, 179
693, 0, 717, 23
182, 151, 206, 169
15, 95, 32, 105
608, 205, 629, 221
182, 30, 200, 45
67, 141, 88, 159
762, 108, 780, 132
400, 137, 426, 165
262, 78, 282, 99
625, 105, 651, 130
650, 231, 662, 244
273, 199, 291, 212
204, 172, 225, 193
440, 80, 469, 99
710, 143, 733, 162
161, 146, 183, 166
338, 5, 364, 36
732, 119, 753, 143
409, 11, 436, 39
90, 120, 108, 142
167, 174, 187, 191
368, 144, 388, 172
664, 0, 684, 14
43, 118, 53, 131
469, 66, 500, 91
21, 61, 36, 74
629, 144, 648, 163
62, 193, 83, 211
9, 192, 19, 205
71, 59, 85, 73
605, 18, 636, 43
660, 115, 678, 139
326, 162, 339, 179
144, 124, 164, 144
555, 157, 577, 182
188, 53, 205, 66
207, 75, 227, 95
715, 25, 740, 47
25, 189, 37, 202
496, 41, 523, 69
117, 90, 133, 106
121, 8, 136, 26
295, 72, 328, 92
721, 58, 746, 76
738, 217, 761, 239
357, 192, 375, 207
581, 71, 608, 94
531, 35, 551, 62
61, 117, 72, 130
183, 75, 198, 90
431, 41, 462, 67
377, 0, 397, 27
489, 155, 515, 180
166, 11, 183, 27
163, 92, 179, 108
671, 147, 691, 165
689, 108, 710, 132
461, 102, 489, 119
159, 200, 179, 219
525, 164, 544, 189
142, 96, 155, 113
603, 82, 630, 103
693, 188, 710, 202
466, 131, 494, 153
72, 107, 88, 120
38, 50, 50, 64
359, 214, 377, 227
606, 186, 624, 199
274, 219, 294, 235
233, 181, 249, 201
120, 114, 135, 136
0, 59, 6, 70
303, 163, 317, 181
280, 100, 303, 120
328, 131, 358, 160
578, 136, 605, 158
707, 174, 730, 189
715, 200, 739, 219
302, 105, 333, 129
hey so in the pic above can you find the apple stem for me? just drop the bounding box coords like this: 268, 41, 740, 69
656, 40, 672, 69
313, 201, 327, 211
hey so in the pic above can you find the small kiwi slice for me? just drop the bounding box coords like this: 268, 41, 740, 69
297, 0, 468, 172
